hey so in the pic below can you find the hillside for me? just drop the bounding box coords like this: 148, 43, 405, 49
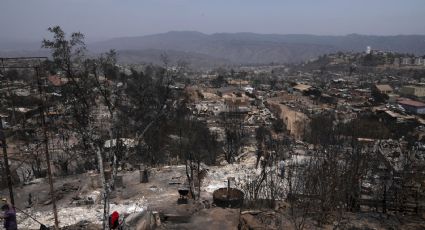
1, 32, 425, 68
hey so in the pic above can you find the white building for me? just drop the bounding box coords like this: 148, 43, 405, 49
366, 46, 371, 54
414, 57, 424, 66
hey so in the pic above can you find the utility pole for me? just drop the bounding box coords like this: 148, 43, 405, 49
0, 116, 15, 205
36, 67, 59, 229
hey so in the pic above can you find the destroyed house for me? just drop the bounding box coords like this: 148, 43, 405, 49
6, 107, 38, 122
48, 75, 68, 87
216, 86, 241, 97
377, 109, 413, 123
292, 83, 320, 96
292, 84, 312, 93
227, 79, 249, 86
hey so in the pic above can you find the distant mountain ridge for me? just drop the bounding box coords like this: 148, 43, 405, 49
1, 32, 425, 68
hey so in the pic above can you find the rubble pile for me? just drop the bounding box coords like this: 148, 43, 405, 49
203, 152, 259, 193
17, 198, 146, 229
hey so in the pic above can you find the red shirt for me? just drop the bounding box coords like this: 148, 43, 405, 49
109, 211, 119, 229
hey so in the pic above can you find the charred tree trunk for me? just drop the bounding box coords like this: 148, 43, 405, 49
93, 145, 108, 230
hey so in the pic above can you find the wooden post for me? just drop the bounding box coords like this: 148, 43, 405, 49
0, 116, 14, 206
140, 164, 149, 183
227, 177, 234, 200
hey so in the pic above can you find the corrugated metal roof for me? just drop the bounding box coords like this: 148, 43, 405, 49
399, 99, 425, 108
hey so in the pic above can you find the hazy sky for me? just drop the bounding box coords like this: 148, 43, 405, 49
1, 0, 425, 42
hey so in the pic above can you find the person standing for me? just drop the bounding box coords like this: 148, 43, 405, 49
109, 211, 120, 229
1, 203, 17, 230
